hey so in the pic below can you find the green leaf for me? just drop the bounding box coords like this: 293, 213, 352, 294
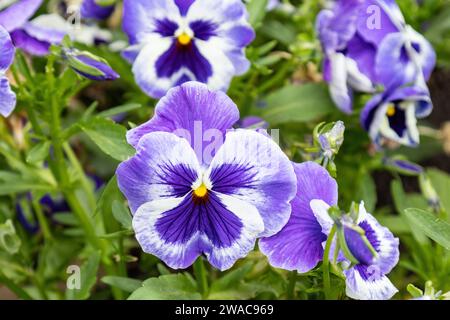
404, 208, 450, 250
128, 274, 202, 300
26, 141, 51, 164
208, 263, 262, 300
0, 182, 55, 196
112, 200, 132, 229
79, 117, 135, 161
247, 0, 269, 28
97, 103, 142, 118
101, 276, 142, 293
66, 251, 101, 300
391, 180, 430, 244
259, 83, 335, 125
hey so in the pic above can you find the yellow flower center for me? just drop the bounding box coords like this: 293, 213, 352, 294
194, 183, 208, 198
386, 104, 396, 117
178, 33, 192, 46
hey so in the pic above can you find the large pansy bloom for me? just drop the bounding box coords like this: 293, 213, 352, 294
316, 0, 435, 113
311, 201, 399, 300
361, 85, 431, 147
0, 25, 16, 117
122, 0, 255, 99
116, 82, 296, 270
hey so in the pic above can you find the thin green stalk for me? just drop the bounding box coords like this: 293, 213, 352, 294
63, 143, 96, 211
31, 196, 53, 241
287, 270, 297, 299
323, 225, 337, 300
193, 257, 209, 299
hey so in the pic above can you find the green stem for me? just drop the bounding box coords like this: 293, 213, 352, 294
323, 225, 337, 300
287, 270, 297, 299
193, 257, 209, 299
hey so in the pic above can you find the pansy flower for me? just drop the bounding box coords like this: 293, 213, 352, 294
122, 0, 255, 99
116, 82, 296, 270
316, 0, 435, 113
260, 161, 399, 300
0, 25, 16, 117
361, 85, 431, 147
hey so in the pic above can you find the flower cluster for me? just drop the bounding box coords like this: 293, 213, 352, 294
317, 0, 436, 147
117, 82, 400, 299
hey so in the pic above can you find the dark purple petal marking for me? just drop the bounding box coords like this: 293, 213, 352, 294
156, 163, 198, 198
155, 192, 243, 248
154, 18, 178, 37
175, 0, 195, 16
344, 220, 379, 265
155, 40, 212, 83
209, 163, 257, 195
190, 20, 218, 41
387, 104, 407, 137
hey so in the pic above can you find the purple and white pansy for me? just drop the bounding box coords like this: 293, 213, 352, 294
0, 25, 16, 117
116, 82, 297, 270
261, 161, 399, 300
0, 0, 42, 33
121, 0, 255, 99
80, 0, 115, 21
361, 85, 432, 147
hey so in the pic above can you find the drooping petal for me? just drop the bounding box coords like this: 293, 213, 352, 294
0, 76, 16, 117
0, 26, 14, 72
116, 132, 201, 214
344, 265, 398, 300
345, 33, 377, 85
207, 129, 297, 237
0, 0, 42, 33
327, 52, 353, 114
126, 82, 240, 163
260, 162, 337, 272
133, 191, 263, 270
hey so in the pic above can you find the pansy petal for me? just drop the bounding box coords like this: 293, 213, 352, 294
127, 82, 239, 161
328, 52, 353, 114
116, 132, 201, 214
10, 29, 51, 56
122, 0, 181, 44
344, 265, 398, 300
0, 76, 16, 117
133, 191, 263, 270
0, 26, 14, 72
358, 210, 400, 275
207, 129, 297, 237
356, 0, 402, 46
81, 0, 115, 20
260, 162, 338, 272
0, 0, 42, 33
